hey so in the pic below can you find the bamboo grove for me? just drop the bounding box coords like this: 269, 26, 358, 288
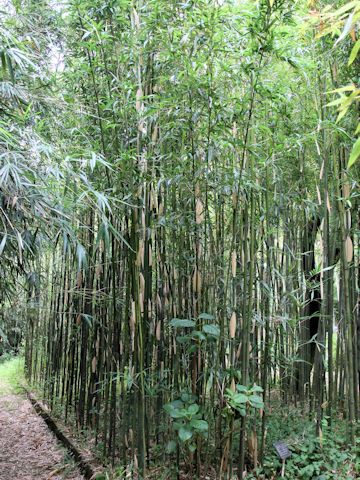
1, 0, 359, 478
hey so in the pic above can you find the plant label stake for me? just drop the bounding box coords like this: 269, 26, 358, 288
274, 441, 291, 477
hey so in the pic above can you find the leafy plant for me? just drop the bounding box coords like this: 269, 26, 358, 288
170, 313, 220, 353
164, 392, 208, 454
224, 384, 264, 417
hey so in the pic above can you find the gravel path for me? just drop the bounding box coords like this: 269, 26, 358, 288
0, 393, 83, 480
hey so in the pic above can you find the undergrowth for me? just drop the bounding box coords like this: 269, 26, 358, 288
247, 406, 360, 480
89, 404, 360, 480
0, 356, 24, 395
2, 359, 356, 480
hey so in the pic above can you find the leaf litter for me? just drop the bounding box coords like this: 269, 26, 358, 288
0, 393, 83, 480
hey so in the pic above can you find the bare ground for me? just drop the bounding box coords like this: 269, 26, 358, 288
0, 392, 83, 480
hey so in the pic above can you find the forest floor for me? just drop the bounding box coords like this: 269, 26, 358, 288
0, 358, 83, 480
0, 358, 358, 480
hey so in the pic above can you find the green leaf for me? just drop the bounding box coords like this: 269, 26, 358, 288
236, 384, 248, 393
233, 393, 248, 404
331, 1, 358, 18
187, 404, 200, 415
190, 419, 208, 431
170, 318, 196, 328
169, 409, 186, 419
336, 104, 350, 123
249, 395, 264, 409
202, 324, 220, 337
225, 388, 235, 397
348, 137, 360, 168
326, 97, 346, 108
328, 85, 355, 94
192, 330, 206, 342
178, 427, 193, 442
348, 39, 360, 65
164, 400, 183, 414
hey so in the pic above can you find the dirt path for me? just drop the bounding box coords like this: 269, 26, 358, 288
0, 363, 83, 480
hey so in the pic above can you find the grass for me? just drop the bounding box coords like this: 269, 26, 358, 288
0, 356, 25, 395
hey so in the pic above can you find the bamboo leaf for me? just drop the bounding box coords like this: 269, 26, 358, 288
336, 104, 350, 123
348, 137, 360, 167
329, 1, 358, 18
348, 38, 360, 65
328, 85, 355, 94
334, 11, 354, 46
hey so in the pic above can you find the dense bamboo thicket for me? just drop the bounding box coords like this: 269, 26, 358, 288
1, 0, 359, 479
